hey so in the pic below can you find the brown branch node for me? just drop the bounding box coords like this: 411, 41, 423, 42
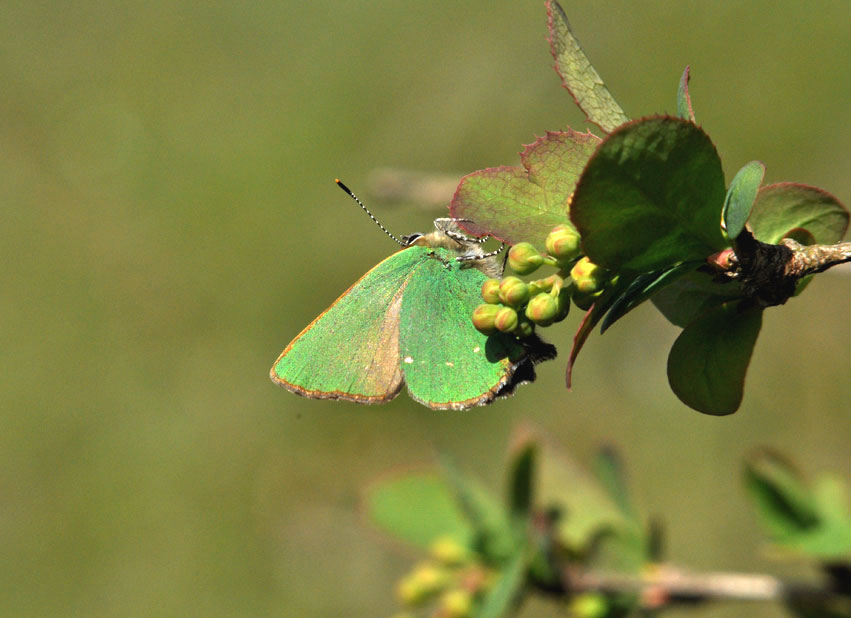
722, 228, 851, 307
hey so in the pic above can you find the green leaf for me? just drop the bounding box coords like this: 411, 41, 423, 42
744, 450, 820, 537
547, 0, 629, 133
600, 261, 701, 333
677, 66, 695, 122
593, 447, 636, 520
450, 130, 600, 247
535, 432, 634, 554
651, 269, 743, 328
507, 441, 536, 527
365, 473, 473, 549
667, 301, 763, 415
744, 451, 851, 560
803, 477, 851, 558
441, 458, 516, 563
477, 552, 527, 618
723, 160, 765, 240
749, 183, 849, 245
571, 117, 728, 272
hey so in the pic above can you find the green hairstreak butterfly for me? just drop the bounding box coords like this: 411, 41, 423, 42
270, 180, 555, 410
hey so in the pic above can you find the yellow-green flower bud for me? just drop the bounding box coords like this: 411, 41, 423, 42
429, 536, 469, 566
440, 589, 473, 618
527, 273, 558, 297
525, 293, 559, 326
396, 575, 426, 606
412, 562, 450, 589
568, 592, 609, 618
545, 224, 581, 262
553, 287, 571, 323
507, 242, 544, 275
515, 316, 535, 338
498, 276, 530, 307
570, 257, 608, 294
472, 304, 500, 335
494, 306, 519, 333
481, 278, 501, 304
396, 562, 451, 606
572, 287, 604, 311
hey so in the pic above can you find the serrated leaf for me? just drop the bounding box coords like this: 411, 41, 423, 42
547, 0, 629, 133
571, 117, 728, 272
600, 261, 701, 333
651, 269, 743, 328
723, 160, 765, 240
450, 130, 600, 247
677, 66, 696, 122
365, 473, 473, 549
667, 301, 762, 415
477, 552, 527, 618
749, 183, 849, 245
441, 457, 516, 563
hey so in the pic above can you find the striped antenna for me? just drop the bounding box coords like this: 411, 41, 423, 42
335, 179, 404, 246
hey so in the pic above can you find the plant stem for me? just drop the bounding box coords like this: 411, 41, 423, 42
564, 564, 842, 609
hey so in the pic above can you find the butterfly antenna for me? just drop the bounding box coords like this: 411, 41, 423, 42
335, 179, 404, 246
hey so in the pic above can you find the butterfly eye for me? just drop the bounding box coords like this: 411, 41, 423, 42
401, 233, 424, 246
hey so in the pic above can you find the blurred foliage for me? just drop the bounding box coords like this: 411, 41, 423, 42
744, 450, 851, 560
1, 1, 848, 616
372, 432, 850, 617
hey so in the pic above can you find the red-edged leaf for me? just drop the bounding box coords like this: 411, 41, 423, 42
451, 130, 600, 247
677, 66, 695, 122
567, 276, 633, 387
547, 0, 629, 133
749, 183, 849, 245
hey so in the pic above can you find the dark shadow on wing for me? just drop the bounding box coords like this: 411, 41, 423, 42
485, 333, 558, 399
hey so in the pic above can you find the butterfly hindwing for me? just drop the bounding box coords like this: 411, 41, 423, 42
399, 247, 525, 409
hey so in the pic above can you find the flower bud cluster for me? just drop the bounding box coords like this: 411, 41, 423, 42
472, 224, 614, 335
394, 536, 493, 618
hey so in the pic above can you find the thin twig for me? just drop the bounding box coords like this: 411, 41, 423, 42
565, 564, 841, 609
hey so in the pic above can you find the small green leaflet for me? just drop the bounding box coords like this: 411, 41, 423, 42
271, 220, 555, 410
722, 160, 765, 240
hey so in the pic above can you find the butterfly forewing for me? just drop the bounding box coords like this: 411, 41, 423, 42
270, 249, 420, 402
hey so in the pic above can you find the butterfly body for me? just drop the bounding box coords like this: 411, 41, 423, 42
271, 220, 554, 410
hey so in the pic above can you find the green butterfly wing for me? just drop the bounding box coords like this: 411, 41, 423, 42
270, 248, 420, 403
399, 248, 527, 410
271, 245, 539, 409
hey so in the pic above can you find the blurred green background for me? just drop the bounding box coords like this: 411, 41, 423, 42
2, 1, 848, 616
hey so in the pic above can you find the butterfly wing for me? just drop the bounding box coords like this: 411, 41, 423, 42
270, 249, 421, 403
399, 248, 529, 410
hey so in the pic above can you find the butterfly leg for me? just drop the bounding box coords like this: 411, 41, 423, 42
455, 242, 505, 263
426, 250, 453, 268
433, 218, 489, 244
